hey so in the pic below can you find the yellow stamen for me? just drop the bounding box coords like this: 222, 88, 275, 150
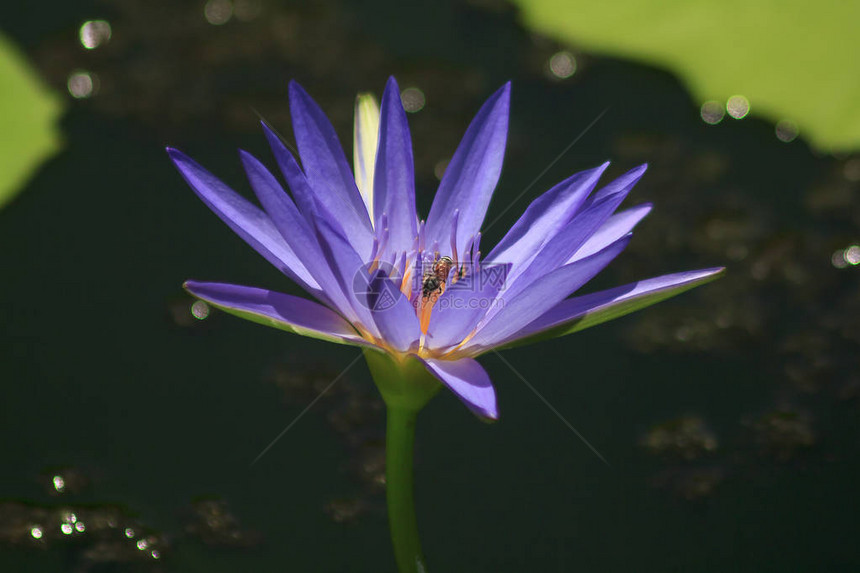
418, 293, 436, 335
400, 265, 413, 298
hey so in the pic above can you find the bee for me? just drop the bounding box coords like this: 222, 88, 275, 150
422, 255, 454, 299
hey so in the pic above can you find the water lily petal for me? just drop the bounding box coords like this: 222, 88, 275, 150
184, 280, 369, 347
261, 132, 363, 261
586, 163, 647, 205
427, 263, 511, 350
313, 215, 381, 337
289, 81, 373, 256
239, 149, 361, 314
425, 83, 510, 258
261, 122, 321, 225
569, 203, 652, 264
417, 357, 498, 420
353, 92, 380, 220
365, 269, 421, 352
373, 77, 418, 253
491, 268, 727, 351
494, 164, 646, 308
486, 162, 608, 272
167, 148, 321, 295
465, 235, 631, 352
239, 149, 315, 251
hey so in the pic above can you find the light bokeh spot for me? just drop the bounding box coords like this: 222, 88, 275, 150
700, 100, 725, 125
831, 246, 860, 268
67, 70, 98, 99
548, 51, 577, 79
434, 158, 449, 181
204, 0, 233, 25
842, 158, 860, 182
831, 250, 847, 268
775, 119, 799, 142
79, 20, 111, 50
726, 95, 750, 119
401, 87, 425, 113
191, 300, 210, 320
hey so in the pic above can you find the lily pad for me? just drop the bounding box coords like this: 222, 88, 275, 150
0, 32, 63, 210
513, 0, 860, 151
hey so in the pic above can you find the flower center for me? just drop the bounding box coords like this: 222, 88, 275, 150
364, 213, 482, 354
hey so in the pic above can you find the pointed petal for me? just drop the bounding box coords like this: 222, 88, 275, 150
427, 263, 511, 350
289, 81, 373, 256
425, 83, 511, 258
239, 149, 315, 254
365, 269, 421, 352
353, 92, 380, 220
184, 281, 369, 347
262, 135, 366, 265
587, 163, 647, 205
239, 149, 362, 315
373, 77, 418, 253
261, 122, 321, 224
490, 268, 727, 351
494, 164, 646, 308
417, 357, 498, 420
486, 162, 608, 270
465, 235, 632, 352
569, 203, 652, 264
167, 148, 321, 295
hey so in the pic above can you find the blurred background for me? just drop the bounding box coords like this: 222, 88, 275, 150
1, 0, 859, 571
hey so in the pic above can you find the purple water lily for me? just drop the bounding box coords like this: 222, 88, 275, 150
169, 77, 723, 572
168, 77, 722, 421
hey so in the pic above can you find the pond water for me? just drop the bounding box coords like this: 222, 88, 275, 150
1, 0, 858, 571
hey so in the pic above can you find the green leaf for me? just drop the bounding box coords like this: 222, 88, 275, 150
0, 32, 63, 210
512, 0, 860, 151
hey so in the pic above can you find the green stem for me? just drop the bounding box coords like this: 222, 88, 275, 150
386, 406, 427, 573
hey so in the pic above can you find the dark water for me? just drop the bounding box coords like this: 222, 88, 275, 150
2, 1, 859, 571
